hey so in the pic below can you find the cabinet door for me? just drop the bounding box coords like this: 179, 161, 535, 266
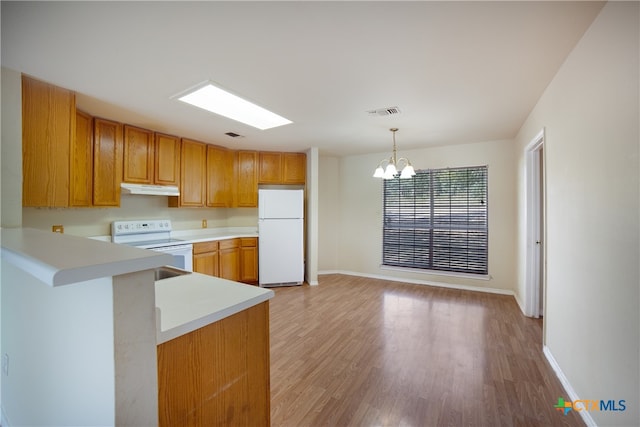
178, 139, 206, 207
70, 110, 94, 207
258, 151, 282, 184
93, 118, 123, 207
283, 152, 306, 184
22, 75, 75, 207
240, 238, 258, 285
219, 239, 240, 281
193, 252, 219, 276
123, 125, 154, 184
193, 241, 219, 276
235, 151, 258, 207
207, 145, 230, 207
155, 133, 180, 186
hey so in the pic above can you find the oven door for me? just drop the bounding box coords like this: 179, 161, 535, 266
148, 244, 193, 272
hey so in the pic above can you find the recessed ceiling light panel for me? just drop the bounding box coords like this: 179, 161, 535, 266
174, 81, 292, 130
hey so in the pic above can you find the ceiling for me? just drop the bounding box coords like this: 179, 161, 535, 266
1, 1, 604, 157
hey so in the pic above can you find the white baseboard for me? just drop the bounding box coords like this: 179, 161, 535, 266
317, 270, 514, 296
543, 346, 597, 427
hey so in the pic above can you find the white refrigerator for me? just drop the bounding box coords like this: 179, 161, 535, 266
258, 189, 304, 287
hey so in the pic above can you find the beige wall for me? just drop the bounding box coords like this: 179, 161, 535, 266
319, 138, 518, 292
515, 2, 639, 425
318, 156, 341, 271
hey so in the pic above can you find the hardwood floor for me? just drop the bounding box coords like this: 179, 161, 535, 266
269, 274, 584, 427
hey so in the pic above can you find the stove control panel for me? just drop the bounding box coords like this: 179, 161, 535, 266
112, 219, 172, 236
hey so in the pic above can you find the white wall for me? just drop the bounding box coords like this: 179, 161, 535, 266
515, 2, 639, 425
319, 138, 517, 292
1, 67, 22, 228
1, 260, 115, 426
318, 156, 341, 271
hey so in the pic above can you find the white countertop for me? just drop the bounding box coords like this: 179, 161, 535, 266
155, 272, 274, 344
90, 226, 258, 244
1, 228, 172, 287
171, 227, 258, 244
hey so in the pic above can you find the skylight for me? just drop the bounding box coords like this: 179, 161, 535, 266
175, 82, 292, 130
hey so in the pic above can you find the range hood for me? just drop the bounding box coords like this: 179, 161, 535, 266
120, 183, 180, 196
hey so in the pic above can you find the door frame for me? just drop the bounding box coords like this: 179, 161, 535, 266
524, 129, 546, 318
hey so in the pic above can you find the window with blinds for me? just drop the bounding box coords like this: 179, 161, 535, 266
382, 166, 488, 275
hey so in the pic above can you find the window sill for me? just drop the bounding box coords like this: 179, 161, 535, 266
380, 265, 490, 281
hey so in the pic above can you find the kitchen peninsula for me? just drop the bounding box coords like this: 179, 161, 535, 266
0, 227, 273, 427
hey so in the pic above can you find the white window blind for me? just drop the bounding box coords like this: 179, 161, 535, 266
382, 166, 488, 275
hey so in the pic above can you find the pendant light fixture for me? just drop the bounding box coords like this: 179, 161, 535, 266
373, 128, 416, 179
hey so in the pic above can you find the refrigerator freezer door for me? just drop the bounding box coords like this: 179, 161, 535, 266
258, 189, 304, 219
259, 218, 304, 286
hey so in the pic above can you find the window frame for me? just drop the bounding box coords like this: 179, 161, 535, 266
381, 165, 489, 276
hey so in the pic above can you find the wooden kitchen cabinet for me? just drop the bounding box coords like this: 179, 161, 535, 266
283, 152, 307, 184
193, 241, 219, 277
219, 239, 240, 282
123, 125, 154, 184
240, 237, 259, 285
70, 110, 94, 207
157, 301, 271, 427
22, 75, 76, 207
194, 238, 258, 285
170, 139, 206, 207
258, 151, 306, 185
234, 150, 258, 207
155, 133, 181, 186
93, 118, 123, 207
258, 151, 282, 184
124, 128, 182, 187
206, 144, 231, 207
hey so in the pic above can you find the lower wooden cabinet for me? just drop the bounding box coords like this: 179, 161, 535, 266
157, 301, 270, 427
193, 241, 219, 277
219, 239, 240, 282
193, 238, 258, 285
240, 238, 258, 285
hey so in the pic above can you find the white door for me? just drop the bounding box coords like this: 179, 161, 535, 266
526, 130, 545, 318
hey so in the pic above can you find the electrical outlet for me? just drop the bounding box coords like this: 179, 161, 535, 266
2, 353, 8, 376
52, 225, 64, 233
202, 219, 207, 229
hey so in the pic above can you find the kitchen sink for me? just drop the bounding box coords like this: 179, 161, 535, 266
154, 266, 191, 281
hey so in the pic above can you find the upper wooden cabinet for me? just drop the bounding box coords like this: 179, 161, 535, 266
235, 151, 258, 207
170, 139, 206, 207
258, 152, 282, 184
93, 118, 123, 207
207, 145, 231, 207
123, 125, 154, 184
258, 151, 306, 185
70, 110, 94, 207
155, 133, 180, 186
283, 152, 306, 184
22, 75, 76, 207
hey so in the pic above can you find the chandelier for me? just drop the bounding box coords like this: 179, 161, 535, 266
372, 128, 416, 179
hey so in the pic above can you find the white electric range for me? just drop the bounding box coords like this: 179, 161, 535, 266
111, 219, 193, 271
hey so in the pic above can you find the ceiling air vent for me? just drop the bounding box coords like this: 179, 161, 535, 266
225, 132, 243, 138
367, 106, 401, 117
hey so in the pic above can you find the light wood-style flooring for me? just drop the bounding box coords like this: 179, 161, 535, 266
269, 274, 584, 427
